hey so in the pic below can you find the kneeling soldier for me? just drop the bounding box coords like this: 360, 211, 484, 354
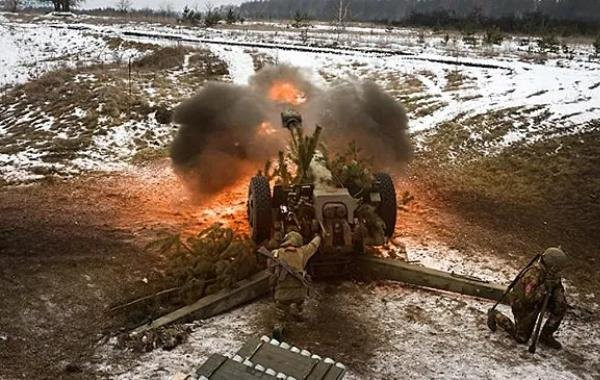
488, 247, 569, 349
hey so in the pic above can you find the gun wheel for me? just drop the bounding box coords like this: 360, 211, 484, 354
247, 176, 272, 244
374, 172, 397, 238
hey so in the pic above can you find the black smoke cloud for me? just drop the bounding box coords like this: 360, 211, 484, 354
170, 81, 282, 196
170, 64, 412, 196
307, 80, 412, 166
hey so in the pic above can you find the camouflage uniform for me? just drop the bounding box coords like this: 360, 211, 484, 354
488, 248, 568, 349
269, 232, 321, 338
356, 204, 386, 246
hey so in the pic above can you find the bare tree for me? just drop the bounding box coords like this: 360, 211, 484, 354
331, 0, 351, 40
116, 0, 132, 13
225, 7, 237, 24
334, 0, 350, 26
49, 0, 60, 11
204, 0, 214, 13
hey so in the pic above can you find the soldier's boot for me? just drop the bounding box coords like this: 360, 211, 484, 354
538, 309, 565, 350
272, 323, 285, 341
487, 309, 498, 332
539, 320, 563, 350
492, 311, 522, 342
539, 333, 562, 350
273, 302, 289, 341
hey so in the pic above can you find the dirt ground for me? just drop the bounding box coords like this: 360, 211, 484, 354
0, 160, 598, 379
0, 161, 246, 379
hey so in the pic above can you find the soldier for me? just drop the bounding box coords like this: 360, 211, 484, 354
268, 230, 321, 340
487, 247, 569, 349
356, 204, 387, 246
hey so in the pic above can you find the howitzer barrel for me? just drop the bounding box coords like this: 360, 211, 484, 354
281, 109, 303, 130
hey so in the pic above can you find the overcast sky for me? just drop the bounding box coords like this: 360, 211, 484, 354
80, 0, 245, 10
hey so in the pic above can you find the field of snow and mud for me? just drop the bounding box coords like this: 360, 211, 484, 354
99, 289, 600, 380
1, 11, 599, 380
97, 233, 600, 380
1, 12, 599, 184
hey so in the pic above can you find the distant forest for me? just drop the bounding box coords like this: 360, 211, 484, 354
238, 0, 600, 34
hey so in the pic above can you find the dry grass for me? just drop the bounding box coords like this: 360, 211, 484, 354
2, 45, 226, 124
247, 50, 276, 71
104, 37, 158, 53
411, 113, 600, 300
130, 146, 171, 165
412, 114, 600, 294
444, 70, 475, 92
419, 125, 600, 217
180, 51, 229, 87
0, 44, 230, 180
413, 100, 447, 118
133, 46, 187, 71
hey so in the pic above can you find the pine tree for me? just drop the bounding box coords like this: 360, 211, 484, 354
226, 8, 237, 24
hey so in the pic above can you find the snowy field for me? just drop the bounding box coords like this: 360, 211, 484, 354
97, 239, 600, 380
1, 12, 600, 379
0, 14, 143, 88
1, 12, 600, 184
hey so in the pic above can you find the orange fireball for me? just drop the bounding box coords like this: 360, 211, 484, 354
268, 81, 306, 105
257, 121, 277, 136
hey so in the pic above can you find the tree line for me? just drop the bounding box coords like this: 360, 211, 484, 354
238, 0, 600, 34
2, 0, 82, 12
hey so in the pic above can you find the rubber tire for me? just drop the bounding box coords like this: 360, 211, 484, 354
374, 172, 397, 238
247, 176, 272, 244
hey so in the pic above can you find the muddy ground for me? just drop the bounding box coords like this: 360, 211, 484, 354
0, 161, 237, 379
1, 159, 598, 379
2, 18, 599, 378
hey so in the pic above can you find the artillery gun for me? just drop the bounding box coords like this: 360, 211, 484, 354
246, 110, 398, 276
130, 100, 511, 376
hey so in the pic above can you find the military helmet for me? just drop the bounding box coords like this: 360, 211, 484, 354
280, 231, 304, 248
541, 247, 568, 273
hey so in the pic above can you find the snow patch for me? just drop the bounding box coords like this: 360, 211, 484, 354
98, 280, 600, 380
208, 45, 255, 85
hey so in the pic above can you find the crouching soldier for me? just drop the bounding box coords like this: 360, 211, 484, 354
260, 231, 321, 340
488, 247, 569, 349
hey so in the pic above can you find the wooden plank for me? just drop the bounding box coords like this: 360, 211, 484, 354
133, 270, 271, 333
357, 256, 507, 302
